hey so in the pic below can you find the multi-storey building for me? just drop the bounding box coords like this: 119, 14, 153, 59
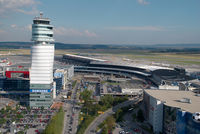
143, 90, 200, 134
29, 13, 54, 108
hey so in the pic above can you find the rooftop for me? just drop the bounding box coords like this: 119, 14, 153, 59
64, 54, 107, 62
33, 12, 50, 21
145, 90, 200, 113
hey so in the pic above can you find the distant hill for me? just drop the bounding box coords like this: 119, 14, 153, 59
0, 42, 32, 49
153, 44, 200, 48
0, 42, 113, 49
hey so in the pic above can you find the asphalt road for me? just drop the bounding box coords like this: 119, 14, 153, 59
113, 108, 150, 134
62, 82, 80, 134
84, 99, 137, 134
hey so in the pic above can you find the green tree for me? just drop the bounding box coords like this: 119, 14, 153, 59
101, 126, 108, 134
11, 117, 16, 122
41, 106, 44, 111
17, 131, 24, 134
0, 109, 5, 114
100, 95, 114, 108
26, 106, 31, 112
113, 96, 128, 106
80, 90, 92, 103
25, 125, 29, 130
5, 106, 11, 112
16, 113, 23, 119
16, 105, 20, 111
89, 104, 101, 116
114, 109, 123, 122
106, 116, 115, 131
80, 90, 93, 114
34, 114, 37, 119
0, 118, 6, 125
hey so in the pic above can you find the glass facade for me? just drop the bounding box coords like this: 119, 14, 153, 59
163, 105, 177, 134
0, 78, 29, 105
177, 110, 200, 134
163, 105, 200, 134
29, 88, 53, 108
2, 79, 29, 92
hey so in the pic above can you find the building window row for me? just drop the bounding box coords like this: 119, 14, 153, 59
30, 96, 40, 98
32, 34, 53, 37
33, 26, 52, 29
33, 20, 50, 25
30, 99, 50, 102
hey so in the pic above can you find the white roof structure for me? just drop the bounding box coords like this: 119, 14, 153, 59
64, 54, 107, 62
145, 90, 200, 113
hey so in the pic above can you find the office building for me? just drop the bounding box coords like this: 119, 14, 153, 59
29, 13, 54, 108
143, 90, 200, 134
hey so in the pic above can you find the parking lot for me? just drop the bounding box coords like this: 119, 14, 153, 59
0, 106, 58, 134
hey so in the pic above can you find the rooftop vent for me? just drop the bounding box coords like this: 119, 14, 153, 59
180, 98, 191, 103
195, 94, 200, 97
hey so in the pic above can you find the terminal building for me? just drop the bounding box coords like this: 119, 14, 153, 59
29, 13, 55, 108
143, 90, 200, 134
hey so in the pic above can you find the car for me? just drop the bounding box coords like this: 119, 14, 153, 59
192, 112, 200, 122
133, 128, 140, 132
119, 130, 126, 134
128, 108, 134, 111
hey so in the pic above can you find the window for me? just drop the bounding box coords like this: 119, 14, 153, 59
33, 20, 50, 24
32, 34, 53, 37
32, 26, 53, 30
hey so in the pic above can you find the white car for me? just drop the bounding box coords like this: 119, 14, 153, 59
192, 112, 200, 123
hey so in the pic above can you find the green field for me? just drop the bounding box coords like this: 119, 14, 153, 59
42, 108, 65, 134
1, 48, 200, 66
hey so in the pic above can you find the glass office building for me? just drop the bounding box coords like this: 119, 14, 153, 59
29, 13, 54, 108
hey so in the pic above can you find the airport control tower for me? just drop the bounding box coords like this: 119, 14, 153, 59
29, 13, 54, 108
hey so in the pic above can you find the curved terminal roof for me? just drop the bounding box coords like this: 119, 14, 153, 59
75, 66, 151, 77
64, 54, 107, 62
152, 69, 193, 81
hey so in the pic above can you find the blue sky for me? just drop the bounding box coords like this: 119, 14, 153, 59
0, 0, 200, 45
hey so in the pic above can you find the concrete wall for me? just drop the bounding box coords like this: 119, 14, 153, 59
146, 92, 164, 134
159, 85, 179, 90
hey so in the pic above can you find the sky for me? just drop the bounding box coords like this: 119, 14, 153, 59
0, 0, 200, 45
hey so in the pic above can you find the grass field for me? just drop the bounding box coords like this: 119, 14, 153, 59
42, 108, 65, 134
125, 53, 200, 65
1, 48, 200, 66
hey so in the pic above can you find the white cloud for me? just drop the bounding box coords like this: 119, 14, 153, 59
108, 26, 164, 31
54, 27, 83, 36
10, 24, 17, 28
84, 30, 97, 37
10, 24, 32, 31
137, 0, 149, 5
0, 0, 39, 15
16, 7, 39, 15
54, 27, 97, 37
25, 24, 32, 31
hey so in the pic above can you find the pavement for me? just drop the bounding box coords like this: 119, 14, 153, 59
84, 99, 137, 134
